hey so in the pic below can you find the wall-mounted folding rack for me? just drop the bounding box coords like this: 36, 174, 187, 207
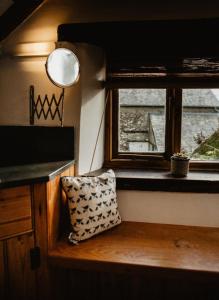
29, 85, 64, 126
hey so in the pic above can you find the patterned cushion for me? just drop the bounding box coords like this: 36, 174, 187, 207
61, 169, 122, 244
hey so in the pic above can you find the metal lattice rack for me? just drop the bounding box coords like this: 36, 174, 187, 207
29, 85, 64, 126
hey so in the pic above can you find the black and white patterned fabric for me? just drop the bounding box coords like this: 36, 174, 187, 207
61, 169, 122, 244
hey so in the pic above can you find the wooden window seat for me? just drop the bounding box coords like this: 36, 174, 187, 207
43, 168, 219, 299
48, 221, 219, 280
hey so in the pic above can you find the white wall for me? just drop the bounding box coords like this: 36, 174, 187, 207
52, 42, 106, 175
0, 55, 72, 125
0, 45, 83, 171
118, 191, 219, 227
0, 40, 105, 175
77, 44, 105, 175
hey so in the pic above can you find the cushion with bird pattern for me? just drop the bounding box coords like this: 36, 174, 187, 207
61, 169, 122, 244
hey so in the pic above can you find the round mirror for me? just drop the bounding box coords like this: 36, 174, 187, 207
46, 48, 80, 88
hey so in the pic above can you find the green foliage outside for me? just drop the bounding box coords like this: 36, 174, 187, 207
192, 129, 219, 160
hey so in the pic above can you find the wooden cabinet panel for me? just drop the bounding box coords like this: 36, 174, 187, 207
47, 165, 74, 250
0, 241, 6, 300
32, 165, 74, 300
32, 182, 50, 299
6, 233, 37, 300
0, 219, 33, 241
0, 186, 32, 239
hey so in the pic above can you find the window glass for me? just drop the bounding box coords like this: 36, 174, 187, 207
182, 89, 219, 160
119, 89, 166, 153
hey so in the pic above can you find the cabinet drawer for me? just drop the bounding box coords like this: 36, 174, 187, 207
0, 186, 32, 239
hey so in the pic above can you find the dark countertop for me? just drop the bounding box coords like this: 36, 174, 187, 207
0, 160, 74, 189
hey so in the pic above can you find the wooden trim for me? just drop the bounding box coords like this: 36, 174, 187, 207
0, 241, 6, 299
0, 230, 34, 241
104, 90, 113, 164
104, 85, 219, 171
47, 165, 74, 250
32, 182, 50, 299
104, 159, 170, 170
112, 89, 119, 159
173, 88, 182, 153
104, 87, 170, 169
165, 89, 173, 157
105, 76, 219, 89
189, 161, 219, 171
0, 220, 33, 241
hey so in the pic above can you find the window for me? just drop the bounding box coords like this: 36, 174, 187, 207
104, 86, 219, 171
119, 89, 166, 153
182, 89, 219, 162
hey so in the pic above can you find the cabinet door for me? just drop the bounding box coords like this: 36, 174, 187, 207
0, 241, 6, 300
6, 233, 37, 300
0, 185, 32, 240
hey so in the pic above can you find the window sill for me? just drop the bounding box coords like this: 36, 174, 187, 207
86, 168, 219, 193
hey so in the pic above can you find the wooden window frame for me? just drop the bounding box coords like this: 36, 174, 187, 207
104, 82, 219, 171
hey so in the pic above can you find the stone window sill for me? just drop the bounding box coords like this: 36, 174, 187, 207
86, 169, 219, 193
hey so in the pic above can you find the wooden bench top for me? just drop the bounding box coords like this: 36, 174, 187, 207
48, 221, 219, 279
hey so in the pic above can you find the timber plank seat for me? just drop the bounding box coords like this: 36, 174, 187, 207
48, 221, 219, 279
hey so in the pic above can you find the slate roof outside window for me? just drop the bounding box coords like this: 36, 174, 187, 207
119, 89, 219, 158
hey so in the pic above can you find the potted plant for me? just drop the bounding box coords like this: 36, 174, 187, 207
170, 151, 190, 177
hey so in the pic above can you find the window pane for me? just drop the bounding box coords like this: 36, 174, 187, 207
119, 89, 166, 153
182, 89, 219, 160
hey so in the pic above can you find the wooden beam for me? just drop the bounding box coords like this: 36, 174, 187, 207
58, 19, 219, 59
0, 0, 45, 41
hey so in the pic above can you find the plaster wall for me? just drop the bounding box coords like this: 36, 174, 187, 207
78, 44, 105, 175
118, 191, 219, 227
0, 42, 105, 175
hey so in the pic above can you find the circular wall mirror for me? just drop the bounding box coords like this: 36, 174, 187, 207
46, 48, 80, 88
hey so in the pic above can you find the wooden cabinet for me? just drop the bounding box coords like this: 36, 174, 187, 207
0, 164, 74, 300
0, 186, 32, 239
32, 165, 74, 300
5, 234, 36, 300
0, 186, 36, 300
0, 241, 5, 299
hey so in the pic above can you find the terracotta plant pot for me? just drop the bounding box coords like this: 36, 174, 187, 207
170, 158, 190, 177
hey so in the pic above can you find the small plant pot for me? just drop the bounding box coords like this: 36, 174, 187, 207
170, 158, 190, 177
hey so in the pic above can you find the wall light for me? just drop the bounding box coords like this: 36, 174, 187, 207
12, 41, 55, 57
30, 47, 80, 126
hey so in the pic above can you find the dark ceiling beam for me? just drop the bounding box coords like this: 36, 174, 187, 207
0, 0, 45, 42
58, 18, 219, 59
58, 18, 219, 73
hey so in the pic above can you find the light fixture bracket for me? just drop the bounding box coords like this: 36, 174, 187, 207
29, 85, 64, 126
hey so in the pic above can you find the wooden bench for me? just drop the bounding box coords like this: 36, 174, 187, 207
45, 170, 219, 299
48, 220, 219, 280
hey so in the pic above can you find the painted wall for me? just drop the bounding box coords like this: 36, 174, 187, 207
0, 0, 219, 227
77, 44, 105, 175
118, 191, 219, 227
0, 41, 105, 174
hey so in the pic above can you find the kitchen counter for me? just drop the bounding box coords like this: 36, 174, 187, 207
0, 160, 74, 188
